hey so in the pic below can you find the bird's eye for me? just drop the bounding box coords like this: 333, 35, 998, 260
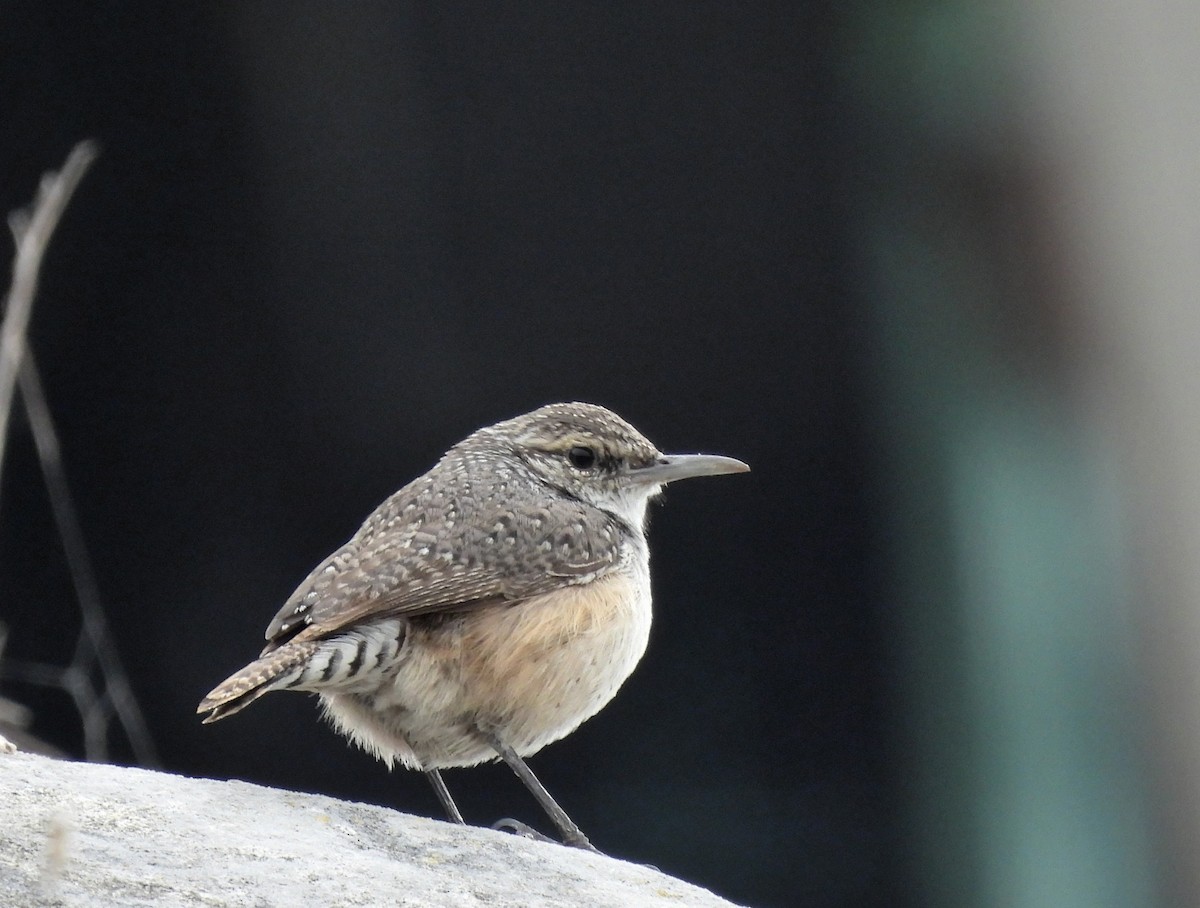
567, 446, 597, 469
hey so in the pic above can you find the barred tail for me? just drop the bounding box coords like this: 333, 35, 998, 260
197, 641, 320, 723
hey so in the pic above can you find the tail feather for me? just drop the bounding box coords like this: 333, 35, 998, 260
198, 640, 320, 723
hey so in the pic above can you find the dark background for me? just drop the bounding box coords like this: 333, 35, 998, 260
2, 4, 896, 907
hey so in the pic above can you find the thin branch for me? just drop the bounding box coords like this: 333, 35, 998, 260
18, 349, 159, 765
0, 140, 98, 491
0, 141, 159, 766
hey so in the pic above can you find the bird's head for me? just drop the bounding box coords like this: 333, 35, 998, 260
459, 402, 749, 529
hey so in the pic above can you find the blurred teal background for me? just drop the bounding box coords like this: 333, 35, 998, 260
853, 1, 1197, 905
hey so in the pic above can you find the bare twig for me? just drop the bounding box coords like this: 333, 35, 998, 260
16, 348, 159, 765
0, 140, 98, 490
0, 141, 159, 766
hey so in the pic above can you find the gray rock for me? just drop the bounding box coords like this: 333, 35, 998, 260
0, 751, 741, 907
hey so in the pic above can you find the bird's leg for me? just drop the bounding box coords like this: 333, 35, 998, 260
479, 728, 599, 853
424, 768, 465, 825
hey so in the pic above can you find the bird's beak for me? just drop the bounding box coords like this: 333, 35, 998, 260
627, 453, 750, 486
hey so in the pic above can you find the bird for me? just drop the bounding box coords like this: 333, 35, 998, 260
197, 402, 748, 850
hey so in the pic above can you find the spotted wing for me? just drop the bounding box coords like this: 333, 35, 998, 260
260, 476, 627, 654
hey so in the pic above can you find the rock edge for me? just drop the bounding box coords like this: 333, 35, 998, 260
0, 751, 742, 908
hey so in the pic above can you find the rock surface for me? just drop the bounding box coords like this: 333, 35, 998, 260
0, 751, 741, 907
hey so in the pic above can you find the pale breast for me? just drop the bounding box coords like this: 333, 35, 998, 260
319, 558, 653, 769
460, 564, 653, 756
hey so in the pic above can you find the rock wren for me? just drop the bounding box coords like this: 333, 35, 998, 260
198, 402, 748, 850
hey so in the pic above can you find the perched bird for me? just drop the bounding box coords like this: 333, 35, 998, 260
198, 402, 748, 850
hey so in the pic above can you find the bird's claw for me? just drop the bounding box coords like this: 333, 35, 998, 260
491, 817, 601, 853
492, 817, 557, 843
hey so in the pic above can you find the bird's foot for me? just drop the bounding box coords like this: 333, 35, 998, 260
491, 818, 600, 853
491, 817, 556, 843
